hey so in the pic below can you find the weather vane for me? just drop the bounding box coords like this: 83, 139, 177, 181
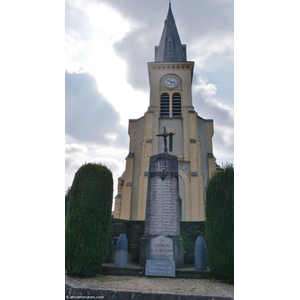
156, 127, 174, 153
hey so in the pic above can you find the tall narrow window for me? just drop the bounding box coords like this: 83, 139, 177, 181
172, 93, 181, 117
169, 134, 173, 152
160, 93, 169, 118
167, 37, 173, 53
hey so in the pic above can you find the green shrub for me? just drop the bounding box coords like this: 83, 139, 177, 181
205, 165, 234, 283
65, 163, 113, 277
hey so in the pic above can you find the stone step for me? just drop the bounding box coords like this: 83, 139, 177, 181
101, 263, 214, 279
66, 277, 233, 300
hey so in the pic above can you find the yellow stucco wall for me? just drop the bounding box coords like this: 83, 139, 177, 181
113, 61, 215, 222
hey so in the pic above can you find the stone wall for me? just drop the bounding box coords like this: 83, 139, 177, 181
105, 218, 205, 265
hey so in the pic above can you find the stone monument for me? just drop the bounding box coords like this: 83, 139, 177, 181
139, 128, 184, 271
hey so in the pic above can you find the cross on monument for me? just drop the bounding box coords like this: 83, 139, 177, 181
156, 127, 174, 153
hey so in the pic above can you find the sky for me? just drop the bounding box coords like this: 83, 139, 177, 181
65, 0, 234, 197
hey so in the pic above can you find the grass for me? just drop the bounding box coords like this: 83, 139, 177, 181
98, 277, 106, 282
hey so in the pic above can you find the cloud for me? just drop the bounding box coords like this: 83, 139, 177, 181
193, 75, 234, 164
65, 143, 87, 169
65, 71, 128, 148
194, 51, 234, 106
65, 0, 234, 191
213, 125, 234, 163
65, 0, 234, 91
195, 77, 218, 98
105, 0, 234, 91
113, 27, 154, 91
190, 33, 233, 68
194, 77, 233, 124
65, 141, 128, 191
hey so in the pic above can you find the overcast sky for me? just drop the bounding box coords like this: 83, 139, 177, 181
65, 0, 234, 195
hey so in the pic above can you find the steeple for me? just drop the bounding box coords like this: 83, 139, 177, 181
154, 2, 187, 62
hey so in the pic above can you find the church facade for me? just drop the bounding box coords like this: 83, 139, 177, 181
113, 3, 216, 221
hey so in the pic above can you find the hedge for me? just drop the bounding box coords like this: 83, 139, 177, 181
65, 163, 113, 277
205, 165, 234, 283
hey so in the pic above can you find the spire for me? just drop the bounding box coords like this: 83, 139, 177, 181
155, 2, 187, 62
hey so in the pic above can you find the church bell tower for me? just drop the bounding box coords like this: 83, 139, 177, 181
113, 3, 216, 221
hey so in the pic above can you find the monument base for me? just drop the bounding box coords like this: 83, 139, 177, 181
145, 259, 175, 277
139, 235, 184, 269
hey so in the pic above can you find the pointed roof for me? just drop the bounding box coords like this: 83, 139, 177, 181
155, 2, 187, 62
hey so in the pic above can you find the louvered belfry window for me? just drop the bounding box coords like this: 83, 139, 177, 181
160, 93, 170, 118
172, 93, 181, 117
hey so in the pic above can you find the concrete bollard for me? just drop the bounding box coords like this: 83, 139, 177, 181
115, 233, 128, 267
195, 236, 207, 270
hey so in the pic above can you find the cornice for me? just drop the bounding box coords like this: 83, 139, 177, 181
148, 61, 194, 70
147, 61, 194, 81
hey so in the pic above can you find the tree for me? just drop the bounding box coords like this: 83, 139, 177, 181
65, 163, 113, 277
205, 165, 234, 283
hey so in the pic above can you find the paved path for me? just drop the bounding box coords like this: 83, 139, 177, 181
65, 274, 234, 300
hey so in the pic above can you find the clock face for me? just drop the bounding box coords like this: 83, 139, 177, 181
164, 77, 178, 88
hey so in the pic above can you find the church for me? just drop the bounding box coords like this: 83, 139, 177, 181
113, 3, 217, 222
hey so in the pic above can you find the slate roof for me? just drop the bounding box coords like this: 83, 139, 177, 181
155, 2, 187, 62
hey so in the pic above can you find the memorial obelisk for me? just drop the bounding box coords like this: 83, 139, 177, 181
139, 128, 184, 269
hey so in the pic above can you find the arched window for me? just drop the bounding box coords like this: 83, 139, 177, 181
172, 93, 181, 117
160, 93, 170, 118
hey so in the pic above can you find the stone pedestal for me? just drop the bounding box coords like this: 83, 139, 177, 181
139, 153, 184, 268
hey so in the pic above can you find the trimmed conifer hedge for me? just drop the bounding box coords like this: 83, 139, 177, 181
65, 163, 113, 277
205, 165, 234, 283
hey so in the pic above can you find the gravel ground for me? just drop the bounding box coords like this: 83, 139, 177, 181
69, 275, 234, 298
